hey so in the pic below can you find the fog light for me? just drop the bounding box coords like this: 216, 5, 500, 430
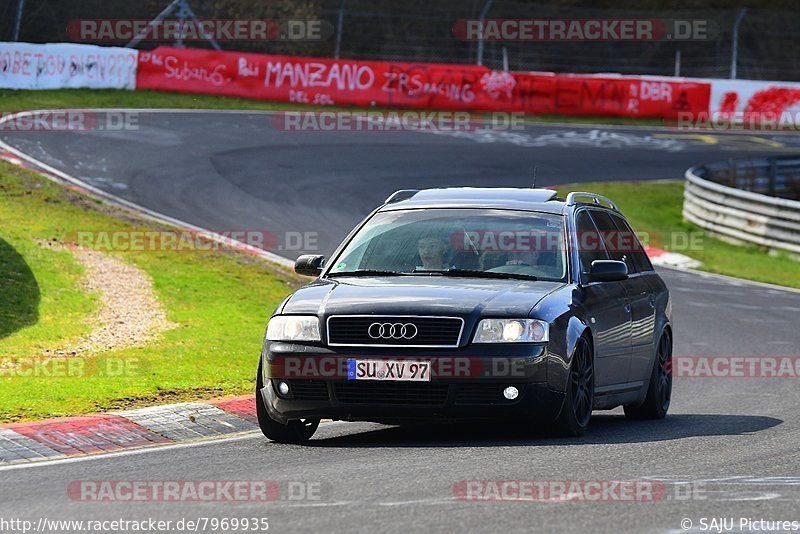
277, 381, 290, 396
503, 386, 519, 400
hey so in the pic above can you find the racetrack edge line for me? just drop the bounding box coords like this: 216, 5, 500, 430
0, 110, 293, 268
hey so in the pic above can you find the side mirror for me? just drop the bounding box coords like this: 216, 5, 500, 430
294, 255, 325, 277
587, 259, 628, 283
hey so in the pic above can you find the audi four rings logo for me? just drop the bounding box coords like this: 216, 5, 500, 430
368, 322, 419, 340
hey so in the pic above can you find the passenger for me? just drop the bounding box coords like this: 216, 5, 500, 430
504, 248, 540, 266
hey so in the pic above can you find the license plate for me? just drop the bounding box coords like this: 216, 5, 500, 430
347, 359, 431, 382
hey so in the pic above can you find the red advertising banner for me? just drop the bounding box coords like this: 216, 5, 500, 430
511, 73, 709, 119
136, 47, 710, 119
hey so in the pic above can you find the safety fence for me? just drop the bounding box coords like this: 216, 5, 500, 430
3, 1, 800, 81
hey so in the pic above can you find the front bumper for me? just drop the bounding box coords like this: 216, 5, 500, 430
259, 342, 565, 424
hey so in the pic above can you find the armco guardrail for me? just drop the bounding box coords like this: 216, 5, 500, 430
683, 158, 800, 255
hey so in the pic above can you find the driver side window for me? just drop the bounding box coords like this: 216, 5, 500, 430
590, 210, 637, 274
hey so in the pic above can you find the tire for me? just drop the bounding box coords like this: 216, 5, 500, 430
624, 330, 672, 420
256, 361, 320, 443
553, 336, 594, 437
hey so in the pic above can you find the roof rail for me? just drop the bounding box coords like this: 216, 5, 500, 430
565, 192, 618, 211
532, 189, 559, 202
384, 189, 419, 204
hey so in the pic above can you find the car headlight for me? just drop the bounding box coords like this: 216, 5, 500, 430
266, 315, 321, 342
473, 319, 549, 343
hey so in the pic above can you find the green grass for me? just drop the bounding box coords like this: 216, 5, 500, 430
0, 89, 300, 113
0, 162, 301, 422
0, 88, 666, 127
555, 181, 800, 288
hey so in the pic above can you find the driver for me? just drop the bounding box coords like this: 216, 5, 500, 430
417, 234, 451, 270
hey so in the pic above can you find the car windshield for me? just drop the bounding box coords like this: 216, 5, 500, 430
327, 208, 568, 282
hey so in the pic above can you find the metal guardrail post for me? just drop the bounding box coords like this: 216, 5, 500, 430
12, 0, 25, 41
126, 0, 221, 50
476, 0, 493, 67
728, 159, 736, 188
334, 0, 345, 60
730, 7, 747, 79
769, 159, 777, 197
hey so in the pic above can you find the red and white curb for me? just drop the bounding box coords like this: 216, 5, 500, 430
0, 396, 258, 464
645, 246, 702, 269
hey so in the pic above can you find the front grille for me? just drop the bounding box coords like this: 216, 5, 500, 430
286, 380, 329, 401
454, 384, 521, 405
327, 316, 464, 347
333, 381, 450, 405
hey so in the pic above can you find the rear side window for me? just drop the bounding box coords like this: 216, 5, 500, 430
575, 211, 609, 273
589, 210, 637, 274
610, 214, 654, 272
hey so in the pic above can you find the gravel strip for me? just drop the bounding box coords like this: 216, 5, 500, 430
44, 243, 177, 355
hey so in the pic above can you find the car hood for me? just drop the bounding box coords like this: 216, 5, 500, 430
279, 276, 566, 319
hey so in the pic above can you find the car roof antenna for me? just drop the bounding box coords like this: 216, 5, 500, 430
531, 166, 538, 189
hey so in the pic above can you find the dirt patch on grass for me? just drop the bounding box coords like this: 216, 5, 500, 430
40, 241, 178, 355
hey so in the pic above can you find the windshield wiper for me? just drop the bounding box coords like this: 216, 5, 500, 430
328, 268, 539, 281
326, 269, 406, 277
412, 268, 538, 281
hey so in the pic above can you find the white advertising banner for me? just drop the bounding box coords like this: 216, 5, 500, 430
0, 42, 138, 90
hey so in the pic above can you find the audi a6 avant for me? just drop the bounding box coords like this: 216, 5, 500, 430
256, 188, 672, 442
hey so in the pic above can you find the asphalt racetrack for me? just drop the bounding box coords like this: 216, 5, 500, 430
1, 112, 799, 533
5, 111, 800, 259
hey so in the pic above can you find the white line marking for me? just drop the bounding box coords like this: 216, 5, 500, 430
0, 431, 263, 472
722, 492, 782, 501
269, 501, 354, 508
658, 264, 800, 294
0, 421, 352, 472
378, 497, 458, 506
